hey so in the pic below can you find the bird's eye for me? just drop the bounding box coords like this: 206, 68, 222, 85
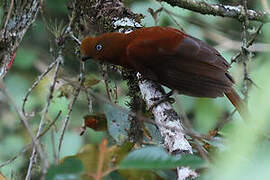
96, 44, 103, 51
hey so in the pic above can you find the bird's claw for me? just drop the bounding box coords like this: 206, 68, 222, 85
149, 90, 175, 111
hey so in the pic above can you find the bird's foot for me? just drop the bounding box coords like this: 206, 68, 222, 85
137, 75, 148, 83
149, 90, 175, 111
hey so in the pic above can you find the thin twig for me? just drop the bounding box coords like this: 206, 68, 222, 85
22, 60, 59, 117
231, 23, 263, 64
58, 61, 85, 159
0, 144, 31, 168
26, 55, 63, 180
0, 111, 61, 168
0, 80, 47, 172
39, 111, 62, 138
158, 2, 185, 31
66, 8, 81, 45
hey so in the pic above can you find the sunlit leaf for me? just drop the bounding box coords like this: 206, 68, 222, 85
84, 75, 100, 88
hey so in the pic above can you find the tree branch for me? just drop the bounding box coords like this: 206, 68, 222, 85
0, 0, 43, 78
137, 73, 192, 154
137, 73, 197, 180
160, 0, 270, 23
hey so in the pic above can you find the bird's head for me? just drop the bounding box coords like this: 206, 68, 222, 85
80, 33, 127, 65
80, 36, 102, 61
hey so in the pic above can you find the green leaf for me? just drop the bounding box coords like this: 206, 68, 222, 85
104, 104, 131, 144
46, 157, 83, 180
119, 146, 203, 169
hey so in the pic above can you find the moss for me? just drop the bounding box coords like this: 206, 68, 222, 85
122, 69, 145, 143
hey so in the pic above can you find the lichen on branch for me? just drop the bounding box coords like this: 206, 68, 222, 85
160, 0, 270, 23
0, 0, 43, 78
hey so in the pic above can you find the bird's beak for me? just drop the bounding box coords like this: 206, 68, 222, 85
81, 56, 91, 62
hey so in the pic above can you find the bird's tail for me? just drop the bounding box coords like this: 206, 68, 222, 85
225, 88, 248, 119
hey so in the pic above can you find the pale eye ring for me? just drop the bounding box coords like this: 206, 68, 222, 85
96, 44, 103, 51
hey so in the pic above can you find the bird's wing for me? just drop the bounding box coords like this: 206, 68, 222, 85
126, 34, 234, 98
177, 35, 231, 70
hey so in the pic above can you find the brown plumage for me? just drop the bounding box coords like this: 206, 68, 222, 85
80, 26, 246, 118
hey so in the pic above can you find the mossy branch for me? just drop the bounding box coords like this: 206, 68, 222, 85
160, 0, 270, 23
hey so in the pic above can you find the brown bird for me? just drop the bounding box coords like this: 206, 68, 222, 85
80, 26, 246, 118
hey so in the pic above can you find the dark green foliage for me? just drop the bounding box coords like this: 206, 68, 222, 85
46, 157, 83, 180
105, 103, 131, 144
119, 146, 204, 169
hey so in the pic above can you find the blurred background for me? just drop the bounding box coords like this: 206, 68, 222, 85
0, 0, 270, 179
